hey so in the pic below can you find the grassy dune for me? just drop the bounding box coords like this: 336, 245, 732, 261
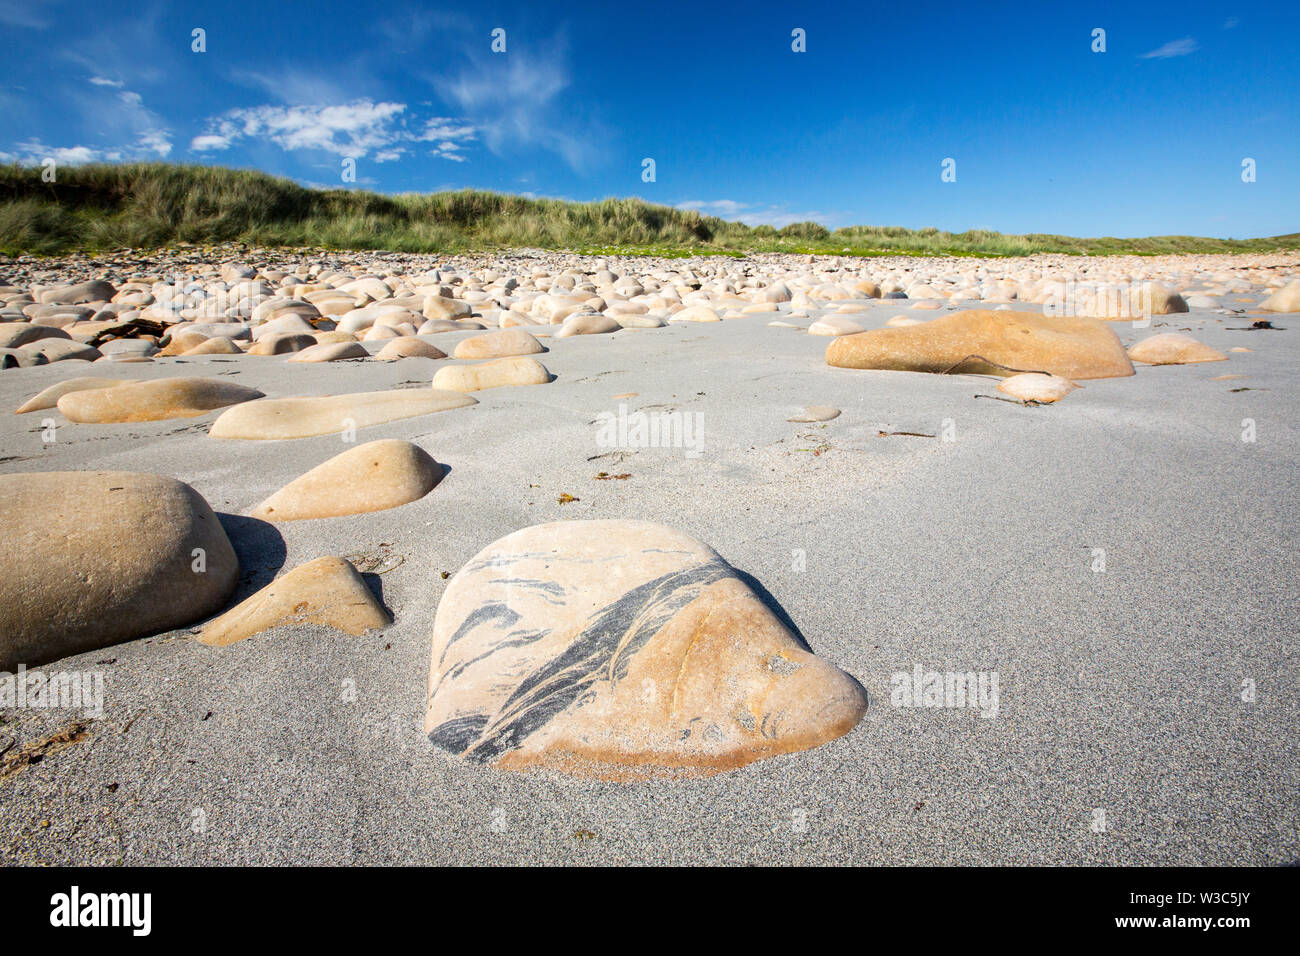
1, 162, 1295, 258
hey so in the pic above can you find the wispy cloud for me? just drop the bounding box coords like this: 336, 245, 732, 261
676, 200, 833, 228
1224, 17, 1239, 29
433, 42, 598, 171
189, 101, 478, 163
0, 0, 52, 29
677, 200, 750, 217
1139, 37, 1199, 59
2, 75, 172, 164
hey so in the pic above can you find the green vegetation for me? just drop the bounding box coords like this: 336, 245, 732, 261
1, 162, 1295, 258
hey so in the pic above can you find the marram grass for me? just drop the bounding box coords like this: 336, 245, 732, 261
1, 163, 1295, 258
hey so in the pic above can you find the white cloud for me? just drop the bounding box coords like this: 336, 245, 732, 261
190, 102, 478, 163
1224, 17, 1239, 29
190, 134, 231, 152
5, 127, 170, 165
1140, 37, 1199, 59
89, 76, 124, 88
9, 141, 100, 165
191, 100, 409, 157
419, 117, 476, 162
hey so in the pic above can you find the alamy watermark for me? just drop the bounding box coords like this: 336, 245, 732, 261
890, 664, 1000, 718
0, 664, 104, 718
594, 402, 704, 457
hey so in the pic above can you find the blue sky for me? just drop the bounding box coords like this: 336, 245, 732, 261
1, 0, 1296, 238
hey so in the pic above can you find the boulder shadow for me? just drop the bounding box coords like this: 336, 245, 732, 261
216, 512, 287, 603
360, 572, 387, 613
732, 568, 811, 652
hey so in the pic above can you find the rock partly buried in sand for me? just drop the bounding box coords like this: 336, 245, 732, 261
209, 388, 476, 439
182, 335, 243, 355
453, 328, 544, 359
0, 324, 70, 350
1258, 280, 1300, 312
251, 439, 441, 521
0, 470, 239, 670
996, 373, 1077, 403
1128, 284, 1190, 317
667, 306, 721, 323
826, 310, 1134, 380
808, 316, 865, 336
15, 377, 137, 414
374, 337, 447, 361
17, 338, 101, 363
1127, 333, 1227, 365
197, 556, 389, 647
56, 376, 265, 423
247, 332, 316, 355
555, 313, 620, 337
287, 341, 369, 363
425, 520, 868, 779
431, 357, 550, 392
787, 405, 841, 422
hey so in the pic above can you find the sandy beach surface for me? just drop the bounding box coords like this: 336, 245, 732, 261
1, 253, 1296, 865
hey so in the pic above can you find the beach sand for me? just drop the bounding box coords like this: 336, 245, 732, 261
0, 268, 1296, 865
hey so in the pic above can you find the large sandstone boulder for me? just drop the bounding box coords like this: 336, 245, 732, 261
0, 471, 239, 669
826, 310, 1135, 379
425, 520, 868, 779
209, 388, 476, 439
251, 440, 441, 521
56, 377, 265, 423
197, 557, 389, 647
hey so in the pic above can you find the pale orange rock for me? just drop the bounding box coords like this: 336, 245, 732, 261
287, 341, 369, 362
197, 557, 390, 647
247, 332, 316, 355
15, 377, 136, 414
667, 306, 721, 323
1258, 280, 1300, 312
808, 316, 865, 336
453, 328, 544, 359
996, 372, 1078, 403
826, 310, 1134, 379
159, 331, 211, 355
313, 329, 361, 345
56, 377, 264, 423
425, 520, 867, 780
1128, 333, 1227, 365
182, 336, 242, 355
251, 440, 441, 521
0, 471, 238, 669
374, 337, 447, 361
209, 388, 476, 440
431, 357, 550, 391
